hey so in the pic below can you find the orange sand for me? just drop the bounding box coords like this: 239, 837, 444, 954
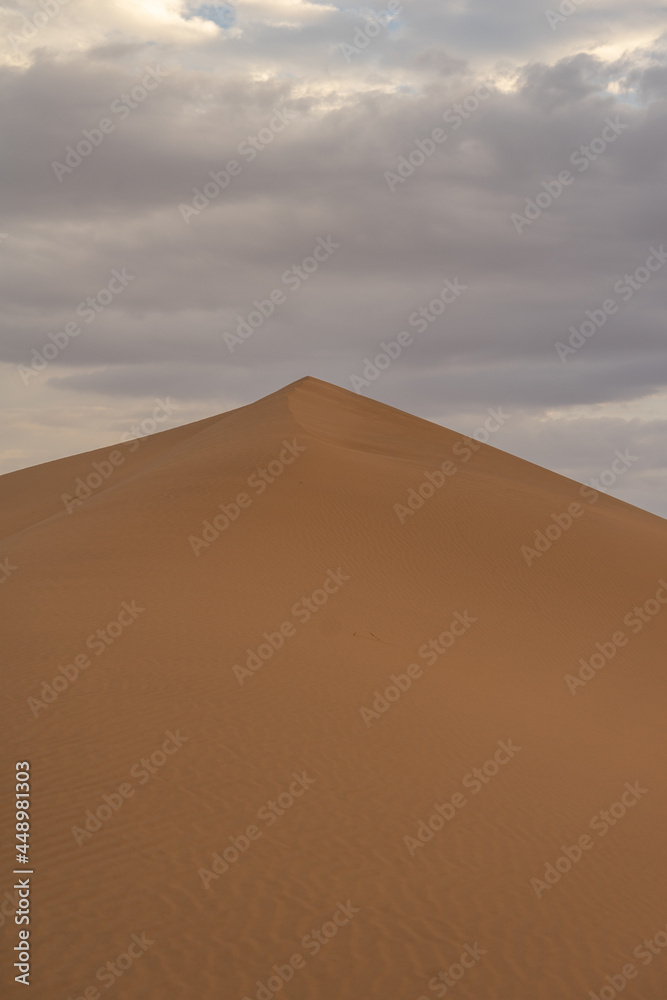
1, 377, 666, 999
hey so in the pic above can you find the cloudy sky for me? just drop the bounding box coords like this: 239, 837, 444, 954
1, 0, 666, 515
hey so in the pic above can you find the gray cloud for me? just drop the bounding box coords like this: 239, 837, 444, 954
1, 0, 666, 518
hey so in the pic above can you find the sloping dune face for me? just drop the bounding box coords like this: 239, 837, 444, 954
1, 376, 666, 1000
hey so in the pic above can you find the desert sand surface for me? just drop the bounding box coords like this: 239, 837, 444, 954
1, 375, 666, 1000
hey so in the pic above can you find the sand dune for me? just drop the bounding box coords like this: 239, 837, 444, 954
1, 376, 666, 999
